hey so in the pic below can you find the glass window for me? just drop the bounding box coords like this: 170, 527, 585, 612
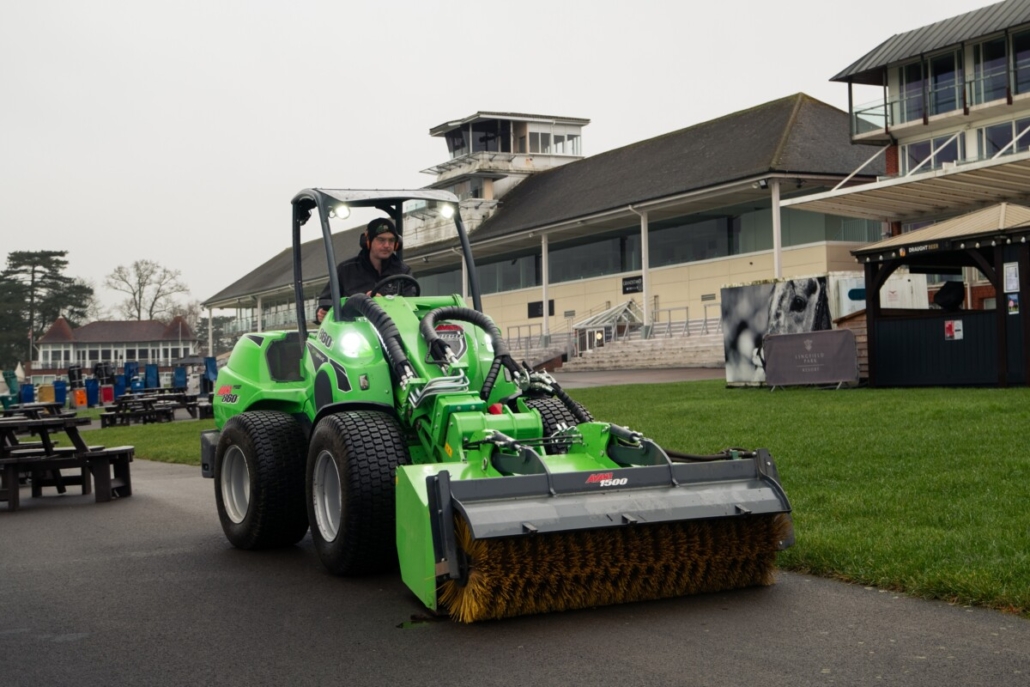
905, 140, 932, 172
1016, 117, 1030, 151
445, 128, 468, 158
529, 132, 540, 153
475, 254, 541, 295
899, 61, 924, 123
904, 134, 962, 172
472, 121, 503, 153
549, 231, 640, 284
1015, 30, 1030, 95
982, 121, 1014, 157
649, 217, 736, 267
415, 269, 463, 297
929, 51, 962, 115
974, 38, 1008, 104
553, 135, 565, 154
540, 133, 551, 154
567, 134, 580, 155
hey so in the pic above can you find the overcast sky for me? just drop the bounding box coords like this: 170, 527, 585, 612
0, 0, 996, 315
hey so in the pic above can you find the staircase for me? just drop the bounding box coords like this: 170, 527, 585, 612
561, 320, 725, 372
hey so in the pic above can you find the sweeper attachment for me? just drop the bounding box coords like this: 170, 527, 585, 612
201, 189, 794, 622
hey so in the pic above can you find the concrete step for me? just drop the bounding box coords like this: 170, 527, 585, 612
562, 333, 726, 372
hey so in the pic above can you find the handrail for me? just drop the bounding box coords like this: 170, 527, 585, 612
650, 306, 690, 337
702, 303, 722, 335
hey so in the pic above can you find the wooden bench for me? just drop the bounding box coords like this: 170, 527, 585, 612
1, 446, 134, 509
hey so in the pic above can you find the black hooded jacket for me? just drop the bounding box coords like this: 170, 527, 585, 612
317, 248, 415, 309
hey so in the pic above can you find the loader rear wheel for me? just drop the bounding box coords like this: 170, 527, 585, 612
214, 410, 309, 549
524, 396, 593, 452
306, 410, 410, 576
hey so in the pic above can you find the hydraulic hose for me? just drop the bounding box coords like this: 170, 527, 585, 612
666, 448, 758, 463
419, 306, 520, 400
340, 293, 413, 383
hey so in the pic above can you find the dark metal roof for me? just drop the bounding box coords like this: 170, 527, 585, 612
470, 93, 879, 242
832, 0, 1030, 85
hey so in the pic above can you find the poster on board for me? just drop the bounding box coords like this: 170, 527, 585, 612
721, 277, 832, 385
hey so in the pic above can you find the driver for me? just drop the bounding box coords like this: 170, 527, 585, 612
315, 217, 416, 323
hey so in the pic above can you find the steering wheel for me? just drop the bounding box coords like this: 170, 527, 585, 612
370, 274, 420, 297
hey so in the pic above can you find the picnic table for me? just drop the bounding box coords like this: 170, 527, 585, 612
3, 402, 68, 419
100, 394, 177, 428
0, 415, 133, 511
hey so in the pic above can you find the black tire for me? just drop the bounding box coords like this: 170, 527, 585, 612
214, 410, 309, 549
306, 410, 410, 576
524, 396, 593, 431
524, 396, 593, 453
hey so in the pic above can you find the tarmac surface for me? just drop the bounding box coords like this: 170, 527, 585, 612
2, 371, 1029, 686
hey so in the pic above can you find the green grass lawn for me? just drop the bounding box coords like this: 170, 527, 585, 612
79, 418, 216, 465
569, 380, 1030, 617
73, 381, 1030, 616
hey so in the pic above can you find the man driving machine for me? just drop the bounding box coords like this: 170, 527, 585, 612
316, 217, 416, 323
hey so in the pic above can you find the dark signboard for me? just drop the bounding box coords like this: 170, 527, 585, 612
622, 276, 643, 294
527, 300, 555, 318
763, 329, 859, 388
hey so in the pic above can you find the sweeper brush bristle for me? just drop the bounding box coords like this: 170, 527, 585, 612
439, 514, 792, 623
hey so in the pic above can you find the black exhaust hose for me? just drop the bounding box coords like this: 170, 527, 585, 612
419, 306, 520, 400
340, 293, 412, 381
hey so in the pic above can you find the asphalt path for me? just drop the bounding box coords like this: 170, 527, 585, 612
2, 459, 1028, 687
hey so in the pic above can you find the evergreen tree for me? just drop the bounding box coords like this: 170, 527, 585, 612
0, 251, 94, 366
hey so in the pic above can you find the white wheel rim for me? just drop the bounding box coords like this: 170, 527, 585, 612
313, 449, 342, 542
221, 445, 250, 524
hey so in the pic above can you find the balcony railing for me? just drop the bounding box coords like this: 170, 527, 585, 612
850, 62, 1030, 136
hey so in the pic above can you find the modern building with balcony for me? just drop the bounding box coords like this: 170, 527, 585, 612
783, 0, 1030, 386
789, 0, 1030, 226
202, 96, 884, 357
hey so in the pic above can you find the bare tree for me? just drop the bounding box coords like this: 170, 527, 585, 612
75, 277, 108, 323
106, 260, 190, 321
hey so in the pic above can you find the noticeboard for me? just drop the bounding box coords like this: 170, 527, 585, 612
763, 329, 859, 388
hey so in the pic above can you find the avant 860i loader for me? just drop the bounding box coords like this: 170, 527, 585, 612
201, 189, 794, 622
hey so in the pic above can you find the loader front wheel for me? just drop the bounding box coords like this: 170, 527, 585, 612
215, 410, 309, 549
306, 410, 410, 576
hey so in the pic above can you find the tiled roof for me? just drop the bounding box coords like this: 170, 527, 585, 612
202, 93, 879, 305
39, 318, 196, 344
38, 317, 74, 343
470, 93, 877, 241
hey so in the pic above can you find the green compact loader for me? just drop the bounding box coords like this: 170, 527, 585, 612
201, 188, 794, 622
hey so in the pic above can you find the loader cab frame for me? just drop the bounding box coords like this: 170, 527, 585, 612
290, 188, 482, 340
